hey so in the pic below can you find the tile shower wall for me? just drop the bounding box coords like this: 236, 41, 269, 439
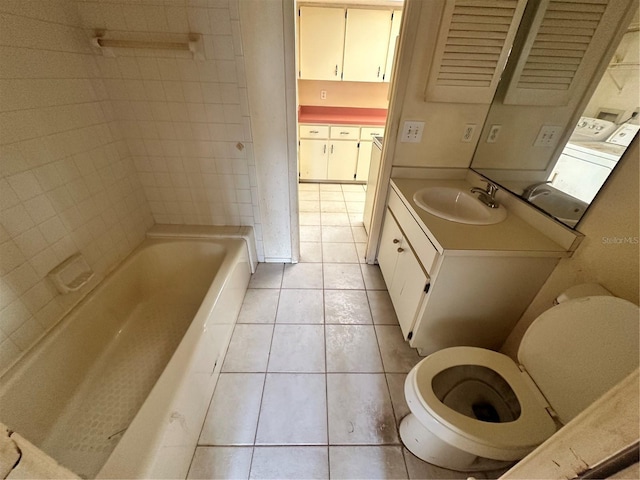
0, 1, 154, 373
74, 0, 265, 258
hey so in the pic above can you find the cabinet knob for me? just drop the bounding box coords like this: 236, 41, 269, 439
397, 247, 404, 253
392, 239, 400, 244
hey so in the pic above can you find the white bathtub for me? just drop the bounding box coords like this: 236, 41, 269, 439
0, 229, 253, 478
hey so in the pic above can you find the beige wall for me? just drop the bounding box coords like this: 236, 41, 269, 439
0, 2, 153, 374
298, 80, 389, 108
501, 138, 640, 358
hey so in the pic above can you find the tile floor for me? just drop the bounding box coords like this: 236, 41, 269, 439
186, 183, 510, 479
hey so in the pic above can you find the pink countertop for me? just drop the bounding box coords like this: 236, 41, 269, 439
298, 106, 388, 126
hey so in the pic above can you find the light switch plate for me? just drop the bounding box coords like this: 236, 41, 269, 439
400, 121, 425, 143
534, 125, 563, 147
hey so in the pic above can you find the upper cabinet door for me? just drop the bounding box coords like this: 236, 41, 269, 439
383, 10, 403, 83
503, 0, 637, 106
424, 0, 528, 104
342, 9, 393, 82
299, 6, 346, 81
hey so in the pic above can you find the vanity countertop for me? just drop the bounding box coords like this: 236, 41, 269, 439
391, 178, 570, 256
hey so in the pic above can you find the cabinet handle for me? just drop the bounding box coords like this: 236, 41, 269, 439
331, 144, 334, 154
392, 239, 400, 244
335, 65, 338, 76
310, 130, 319, 134
323, 145, 326, 154
377, 66, 381, 77
340, 131, 349, 135
397, 247, 404, 253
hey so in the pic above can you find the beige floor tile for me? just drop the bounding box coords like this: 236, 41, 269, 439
299, 200, 320, 212
255, 374, 327, 445
342, 184, 364, 192
356, 242, 367, 263
320, 183, 342, 191
322, 212, 351, 225
326, 325, 383, 373
222, 324, 274, 372
327, 373, 398, 444
300, 212, 321, 225
346, 201, 365, 213
321, 200, 348, 213
199, 373, 264, 445
349, 213, 364, 225
300, 225, 321, 242
238, 289, 279, 324
324, 290, 372, 324
323, 242, 359, 263
329, 446, 407, 479
299, 190, 319, 201
323, 263, 365, 289
282, 263, 323, 289
300, 242, 322, 262
375, 325, 422, 373
268, 325, 325, 373
351, 225, 368, 243
368, 290, 399, 325
361, 264, 387, 290
320, 191, 344, 201
386, 373, 410, 425
276, 289, 324, 324
343, 191, 366, 202
248, 263, 284, 289
188, 447, 253, 479
298, 183, 319, 191
403, 448, 475, 480
250, 446, 329, 479
321, 225, 353, 243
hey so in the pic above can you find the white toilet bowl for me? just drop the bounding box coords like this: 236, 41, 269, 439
400, 295, 639, 472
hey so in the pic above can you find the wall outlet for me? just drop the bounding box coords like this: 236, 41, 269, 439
320, 90, 327, 100
534, 125, 562, 147
486, 124, 501, 143
400, 121, 425, 143
462, 124, 476, 142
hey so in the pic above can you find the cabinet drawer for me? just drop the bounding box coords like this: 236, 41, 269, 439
388, 188, 439, 274
360, 126, 385, 140
300, 125, 329, 138
330, 126, 360, 139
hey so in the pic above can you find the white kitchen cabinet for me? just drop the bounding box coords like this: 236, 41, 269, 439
327, 141, 359, 181
378, 210, 428, 338
379, 179, 565, 356
342, 9, 393, 82
299, 139, 328, 180
299, 6, 346, 81
356, 141, 372, 182
383, 10, 402, 83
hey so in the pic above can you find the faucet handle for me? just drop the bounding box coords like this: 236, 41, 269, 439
485, 182, 498, 197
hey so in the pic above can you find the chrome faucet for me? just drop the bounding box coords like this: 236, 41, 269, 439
470, 182, 499, 209
522, 181, 552, 200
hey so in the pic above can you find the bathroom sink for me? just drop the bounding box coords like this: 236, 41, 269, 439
412, 186, 507, 225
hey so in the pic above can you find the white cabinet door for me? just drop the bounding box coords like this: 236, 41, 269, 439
299, 139, 328, 180
327, 141, 358, 181
383, 10, 402, 83
299, 6, 346, 81
378, 210, 403, 287
356, 141, 373, 182
390, 243, 427, 339
342, 9, 392, 82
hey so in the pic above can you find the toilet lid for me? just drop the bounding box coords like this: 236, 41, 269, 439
412, 347, 557, 461
518, 296, 639, 424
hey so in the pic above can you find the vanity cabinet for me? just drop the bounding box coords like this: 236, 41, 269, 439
379, 179, 565, 356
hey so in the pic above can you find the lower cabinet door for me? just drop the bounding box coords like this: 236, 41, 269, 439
378, 210, 403, 287
356, 141, 373, 181
389, 239, 427, 339
299, 139, 328, 180
327, 140, 358, 181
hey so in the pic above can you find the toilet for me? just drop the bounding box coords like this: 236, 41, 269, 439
400, 289, 639, 472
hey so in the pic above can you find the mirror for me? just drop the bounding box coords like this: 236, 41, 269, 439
470, 1, 639, 228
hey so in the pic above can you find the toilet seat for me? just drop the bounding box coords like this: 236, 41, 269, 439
407, 346, 557, 461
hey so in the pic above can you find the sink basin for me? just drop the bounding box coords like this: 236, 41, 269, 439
412, 186, 507, 225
